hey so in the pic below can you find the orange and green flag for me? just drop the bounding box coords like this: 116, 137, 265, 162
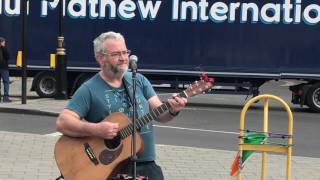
230, 132, 267, 176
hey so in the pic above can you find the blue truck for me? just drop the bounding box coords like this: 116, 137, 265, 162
0, 0, 320, 112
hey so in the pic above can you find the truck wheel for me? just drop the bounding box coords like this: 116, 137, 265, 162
34, 72, 56, 98
306, 83, 320, 113
76, 74, 91, 88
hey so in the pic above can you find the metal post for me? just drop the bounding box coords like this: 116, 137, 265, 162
21, 0, 28, 104
55, 0, 68, 99
261, 99, 269, 180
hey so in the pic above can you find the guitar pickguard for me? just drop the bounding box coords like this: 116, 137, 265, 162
99, 143, 123, 165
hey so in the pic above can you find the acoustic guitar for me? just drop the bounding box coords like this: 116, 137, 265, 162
54, 75, 214, 180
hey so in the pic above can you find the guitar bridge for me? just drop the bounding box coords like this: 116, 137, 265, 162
84, 142, 99, 165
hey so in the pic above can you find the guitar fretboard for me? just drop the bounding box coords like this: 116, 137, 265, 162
119, 91, 187, 139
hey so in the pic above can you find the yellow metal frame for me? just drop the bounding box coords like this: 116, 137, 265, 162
237, 94, 293, 180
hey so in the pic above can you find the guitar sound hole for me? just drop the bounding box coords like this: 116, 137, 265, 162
104, 134, 121, 149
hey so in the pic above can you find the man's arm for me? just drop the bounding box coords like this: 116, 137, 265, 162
148, 95, 187, 123
55, 109, 119, 139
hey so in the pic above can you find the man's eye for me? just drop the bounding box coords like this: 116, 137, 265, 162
111, 53, 120, 57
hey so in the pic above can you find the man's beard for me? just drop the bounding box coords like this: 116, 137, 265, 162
103, 61, 128, 77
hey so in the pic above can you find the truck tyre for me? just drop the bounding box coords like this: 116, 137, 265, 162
76, 74, 91, 87
70, 73, 92, 95
34, 72, 56, 98
306, 83, 320, 113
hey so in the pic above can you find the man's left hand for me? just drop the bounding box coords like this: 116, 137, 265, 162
167, 94, 187, 114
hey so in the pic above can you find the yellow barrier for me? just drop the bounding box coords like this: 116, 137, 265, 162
17, 51, 56, 68
50, 53, 56, 69
16, 50, 22, 67
237, 94, 293, 180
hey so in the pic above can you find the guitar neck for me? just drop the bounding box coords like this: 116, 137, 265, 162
119, 91, 188, 139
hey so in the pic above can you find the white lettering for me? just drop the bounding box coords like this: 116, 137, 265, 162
41, 0, 58, 17
88, 0, 99, 19
199, 0, 209, 22
209, 2, 228, 23
172, 0, 179, 20
99, 0, 116, 19
303, 4, 320, 25
181, 1, 198, 21
260, 3, 281, 24
283, 0, 293, 24
241, 3, 259, 23
118, 0, 136, 20
137, 0, 161, 20
68, 0, 86, 18
229, 2, 240, 23
294, 0, 301, 24
1, 0, 320, 26
4, 0, 20, 16
294, 0, 301, 23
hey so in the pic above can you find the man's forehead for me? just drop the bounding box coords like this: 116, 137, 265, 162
104, 39, 126, 50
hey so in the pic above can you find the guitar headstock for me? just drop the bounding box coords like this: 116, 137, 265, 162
183, 74, 214, 98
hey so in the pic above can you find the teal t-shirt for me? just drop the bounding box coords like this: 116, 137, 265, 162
67, 72, 157, 161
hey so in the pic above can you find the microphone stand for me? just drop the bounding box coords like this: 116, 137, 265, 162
131, 67, 138, 180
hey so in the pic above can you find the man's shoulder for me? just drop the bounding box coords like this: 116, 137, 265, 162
83, 73, 101, 85
124, 72, 146, 81
76, 74, 102, 93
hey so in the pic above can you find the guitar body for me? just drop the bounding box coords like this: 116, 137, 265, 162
54, 112, 144, 180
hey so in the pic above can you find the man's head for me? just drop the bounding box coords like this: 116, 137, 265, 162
0, 37, 5, 47
93, 32, 130, 77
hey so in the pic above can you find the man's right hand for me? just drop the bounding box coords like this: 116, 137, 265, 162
56, 109, 120, 139
96, 121, 119, 139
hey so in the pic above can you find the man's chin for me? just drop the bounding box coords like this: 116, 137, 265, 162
120, 67, 128, 73
116, 68, 128, 76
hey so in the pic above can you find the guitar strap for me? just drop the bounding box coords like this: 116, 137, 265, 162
122, 77, 140, 121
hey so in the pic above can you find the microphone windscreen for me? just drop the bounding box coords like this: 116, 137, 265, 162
129, 55, 138, 70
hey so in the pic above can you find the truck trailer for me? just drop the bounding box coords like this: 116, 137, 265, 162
0, 0, 320, 112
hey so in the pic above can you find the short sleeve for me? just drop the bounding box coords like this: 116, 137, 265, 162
66, 84, 91, 119
138, 73, 156, 100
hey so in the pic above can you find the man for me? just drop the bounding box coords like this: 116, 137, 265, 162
55, 31, 187, 179
0, 37, 11, 103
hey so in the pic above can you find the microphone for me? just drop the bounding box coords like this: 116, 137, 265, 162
129, 55, 138, 73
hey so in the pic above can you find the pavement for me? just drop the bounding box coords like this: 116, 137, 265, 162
0, 79, 320, 180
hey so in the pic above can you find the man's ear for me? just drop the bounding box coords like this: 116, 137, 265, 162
96, 55, 105, 66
